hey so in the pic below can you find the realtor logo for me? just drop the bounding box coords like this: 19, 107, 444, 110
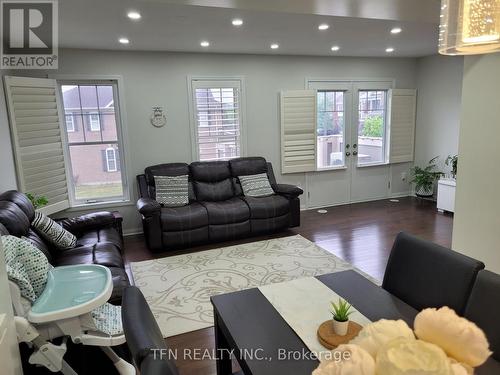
1, 0, 58, 69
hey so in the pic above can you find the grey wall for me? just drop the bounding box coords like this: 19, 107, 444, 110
1, 49, 418, 233
452, 53, 500, 273
414, 55, 464, 171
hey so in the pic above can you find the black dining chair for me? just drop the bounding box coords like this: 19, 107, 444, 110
121, 286, 179, 375
382, 232, 485, 314
464, 270, 500, 362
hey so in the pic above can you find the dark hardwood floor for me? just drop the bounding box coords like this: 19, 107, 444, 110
123, 197, 453, 375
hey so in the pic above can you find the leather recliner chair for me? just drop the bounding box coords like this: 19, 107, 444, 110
136, 157, 303, 252
0, 190, 130, 304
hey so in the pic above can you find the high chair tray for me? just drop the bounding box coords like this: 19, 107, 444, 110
28, 265, 112, 323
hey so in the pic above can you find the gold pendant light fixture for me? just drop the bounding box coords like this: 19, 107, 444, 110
439, 0, 500, 55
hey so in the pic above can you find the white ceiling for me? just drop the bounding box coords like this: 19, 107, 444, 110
60, 0, 442, 57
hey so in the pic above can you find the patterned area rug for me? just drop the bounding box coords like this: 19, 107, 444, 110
130, 234, 356, 337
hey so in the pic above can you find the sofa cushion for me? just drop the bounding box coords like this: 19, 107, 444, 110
242, 195, 290, 219
76, 227, 123, 251
191, 161, 234, 202
154, 175, 189, 207
0, 200, 31, 237
238, 173, 274, 197
32, 211, 77, 250
54, 243, 124, 268
144, 163, 195, 201
229, 157, 268, 177
194, 180, 234, 202
161, 202, 208, 231
190, 161, 231, 182
201, 198, 250, 225
23, 229, 54, 264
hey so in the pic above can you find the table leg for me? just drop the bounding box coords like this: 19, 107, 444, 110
214, 311, 233, 375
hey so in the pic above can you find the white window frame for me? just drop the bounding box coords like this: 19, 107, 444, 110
187, 76, 247, 162
306, 78, 394, 170
89, 112, 101, 131
105, 147, 117, 172
66, 114, 75, 132
55, 77, 130, 207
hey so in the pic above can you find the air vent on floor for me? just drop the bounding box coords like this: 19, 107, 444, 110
317, 209, 328, 214
389, 199, 400, 203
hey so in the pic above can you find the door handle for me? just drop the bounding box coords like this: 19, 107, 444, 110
346, 144, 350, 149
353, 151, 358, 156
346, 152, 351, 157
353, 144, 357, 149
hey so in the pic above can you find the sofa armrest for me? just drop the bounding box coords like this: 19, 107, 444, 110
137, 198, 161, 217
273, 183, 303, 198
59, 211, 117, 234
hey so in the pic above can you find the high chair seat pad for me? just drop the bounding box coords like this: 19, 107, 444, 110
29, 264, 112, 323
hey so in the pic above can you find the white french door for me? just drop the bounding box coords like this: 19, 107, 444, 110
306, 80, 393, 207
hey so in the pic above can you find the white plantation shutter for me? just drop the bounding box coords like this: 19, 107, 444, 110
4, 76, 70, 215
388, 89, 417, 163
191, 79, 243, 161
280, 90, 317, 173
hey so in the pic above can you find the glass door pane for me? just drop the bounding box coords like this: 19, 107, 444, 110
316, 90, 346, 169
357, 90, 388, 165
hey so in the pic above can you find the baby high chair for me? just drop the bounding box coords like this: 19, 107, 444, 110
4, 235, 136, 374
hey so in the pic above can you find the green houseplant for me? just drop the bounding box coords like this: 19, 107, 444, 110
330, 298, 354, 336
409, 157, 444, 198
26, 193, 48, 209
445, 155, 458, 179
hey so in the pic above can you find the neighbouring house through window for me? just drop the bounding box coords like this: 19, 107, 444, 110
66, 114, 75, 132
190, 78, 244, 161
89, 112, 101, 131
60, 82, 128, 204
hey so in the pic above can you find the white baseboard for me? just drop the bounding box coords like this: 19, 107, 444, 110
301, 193, 411, 211
123, 228, 143, 236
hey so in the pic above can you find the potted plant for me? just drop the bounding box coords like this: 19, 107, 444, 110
409, 157, 444, 198
26, 193, 48, 209
445, 155, 458, 179
330, 298, 353, 336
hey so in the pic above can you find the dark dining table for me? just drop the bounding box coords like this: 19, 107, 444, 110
211, 270, 499, 375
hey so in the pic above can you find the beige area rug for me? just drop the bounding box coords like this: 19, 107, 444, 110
130, 234, 358, 337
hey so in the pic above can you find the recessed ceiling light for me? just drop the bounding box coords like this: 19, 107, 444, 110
270, 43, 279, 49
232, 18, 243, 26
318, 23, 329, 30
200, 41, 210, 47
119, 37, 129, 44
127, 11, 141, 20
331, 45, 340, 51
390, 27, 402, 34
385, 47, 395, 53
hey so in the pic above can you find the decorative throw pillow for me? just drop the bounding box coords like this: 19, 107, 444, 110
31, 211, 77, 250
238, 173, 274, 197
154, 175, 189, 207
2, 235, 51, 302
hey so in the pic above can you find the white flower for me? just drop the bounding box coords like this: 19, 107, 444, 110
414, 307, 492, 367
375, 337, 452, 375
312, 344, 375, 375
348, 319, 415, 358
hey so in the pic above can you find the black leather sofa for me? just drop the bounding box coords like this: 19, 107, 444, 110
136, 157, 303, 251
0, 190, 129, 304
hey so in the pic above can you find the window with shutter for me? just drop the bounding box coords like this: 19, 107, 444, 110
388, 89, 417, 163
280, 90, 317, 174
59, 81, 128, 204
189, 78, 244, 161
4, 76, 70, 215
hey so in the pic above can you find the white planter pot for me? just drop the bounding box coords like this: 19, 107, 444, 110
415, 185, 434, 198
332, 319, 349, 336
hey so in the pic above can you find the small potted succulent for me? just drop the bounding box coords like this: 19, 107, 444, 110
409, 156, 444, 198
330, 298, 353, 336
